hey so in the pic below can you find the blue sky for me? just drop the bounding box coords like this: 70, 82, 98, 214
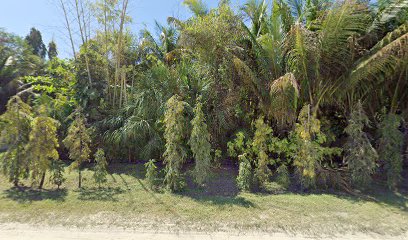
0, 0, 247, 59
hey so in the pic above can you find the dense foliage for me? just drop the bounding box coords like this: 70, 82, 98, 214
25, 110, 60, 189
0, 0, 407, 193
63, 111, 91, 188
93, 148, 108, 187
163, 95, 189, 191
0, 96, 32, 186
378, 113, 404, 189
344, 102, 378, 188
189, 98, 212, 185
145, 159, 159, 190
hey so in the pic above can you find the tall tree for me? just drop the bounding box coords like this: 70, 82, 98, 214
0, 96, 32, 186
47, 41, 58, 60
163, 95, 189, 191
25, 28, 46, 59
63, 110, 91, 188
189, 98, 212, 185
59, 0, 77, 60
26, 108, 60, 189
241, 0, 268, 37
0, 29, 43, 113
113, 0, 129, 108
183, 0, 209, 16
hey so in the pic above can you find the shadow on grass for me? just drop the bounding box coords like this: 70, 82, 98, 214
361, 189, 408, 211
77, 187, 124, 202
288, 186, 408, 212
108, 163, 146, 179
175, 166, 255, 208
182, 192, 255, 208
105, 163, 408, 210
3, 187, 67, 203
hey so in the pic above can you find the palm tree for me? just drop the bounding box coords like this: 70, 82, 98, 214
183, 0, 209, 17
241, 0, 268, 38
137, 22, 180, 67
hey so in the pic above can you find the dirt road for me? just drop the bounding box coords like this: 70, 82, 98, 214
0, 223, 407, 240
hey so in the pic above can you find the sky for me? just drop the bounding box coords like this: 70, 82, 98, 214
0, 0, 246, 59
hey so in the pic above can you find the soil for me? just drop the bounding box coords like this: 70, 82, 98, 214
1, 223, 407, 240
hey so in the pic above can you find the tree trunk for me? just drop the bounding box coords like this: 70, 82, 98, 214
113, 0, 129, 108
39, 171, 46, 189
78, 168, 82, 189
75, 0, 92, 85
59, 0, 77, 60
13, 178, 19, 187
103, 0, 111, 103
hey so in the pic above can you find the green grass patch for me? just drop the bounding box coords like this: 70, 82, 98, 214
0, 163, 407, 236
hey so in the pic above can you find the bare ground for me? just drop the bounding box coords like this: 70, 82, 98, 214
1, 223, 407, 240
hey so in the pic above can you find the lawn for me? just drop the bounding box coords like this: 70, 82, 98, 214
0, 163, 407, 236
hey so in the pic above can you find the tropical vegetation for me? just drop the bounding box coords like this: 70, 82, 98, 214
0, 0, 407, 196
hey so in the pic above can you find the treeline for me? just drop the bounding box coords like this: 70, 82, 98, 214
0, 0, 407, 192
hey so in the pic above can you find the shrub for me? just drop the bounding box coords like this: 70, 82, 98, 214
344, 102, 378, 188
252, 116, 273, 189
163, 95, 189, 192
237, 153, 253, 191
26, 110, 60, 189
50, 159, 66, 189
189, 99, 212, 185
145, 159, 159, 190
93, 148, 108, 188
293, 105, 341, 189
0, 96, 33, 186
276, 165, 290, 189
63, 110, 91, 188
378, 113, 404, 189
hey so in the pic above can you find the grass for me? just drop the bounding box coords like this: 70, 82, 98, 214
0, 163, 407, 236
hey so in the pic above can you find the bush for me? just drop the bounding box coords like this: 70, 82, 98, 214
293, 105, 341, 189
93, 149, 108, 188
252, 116, 273, 189
378, 113, 404, 189
163, 95, 189, 192
189, 99, 212, 185
276, 165, 290, 189
50, 159, 66, 189
145, 159, 159, 190
344, 102, 378, 188
237, 154, 253, 191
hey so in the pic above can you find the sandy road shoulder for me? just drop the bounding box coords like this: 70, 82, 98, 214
0, 223, 407, 240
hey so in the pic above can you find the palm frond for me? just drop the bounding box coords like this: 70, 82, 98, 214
319, 1, 371, 78
367, 0, 408, 40
269, 72, 300, 128
348, 23, 407, 89
183, 0, 209, 16
285, 23, 316, 103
